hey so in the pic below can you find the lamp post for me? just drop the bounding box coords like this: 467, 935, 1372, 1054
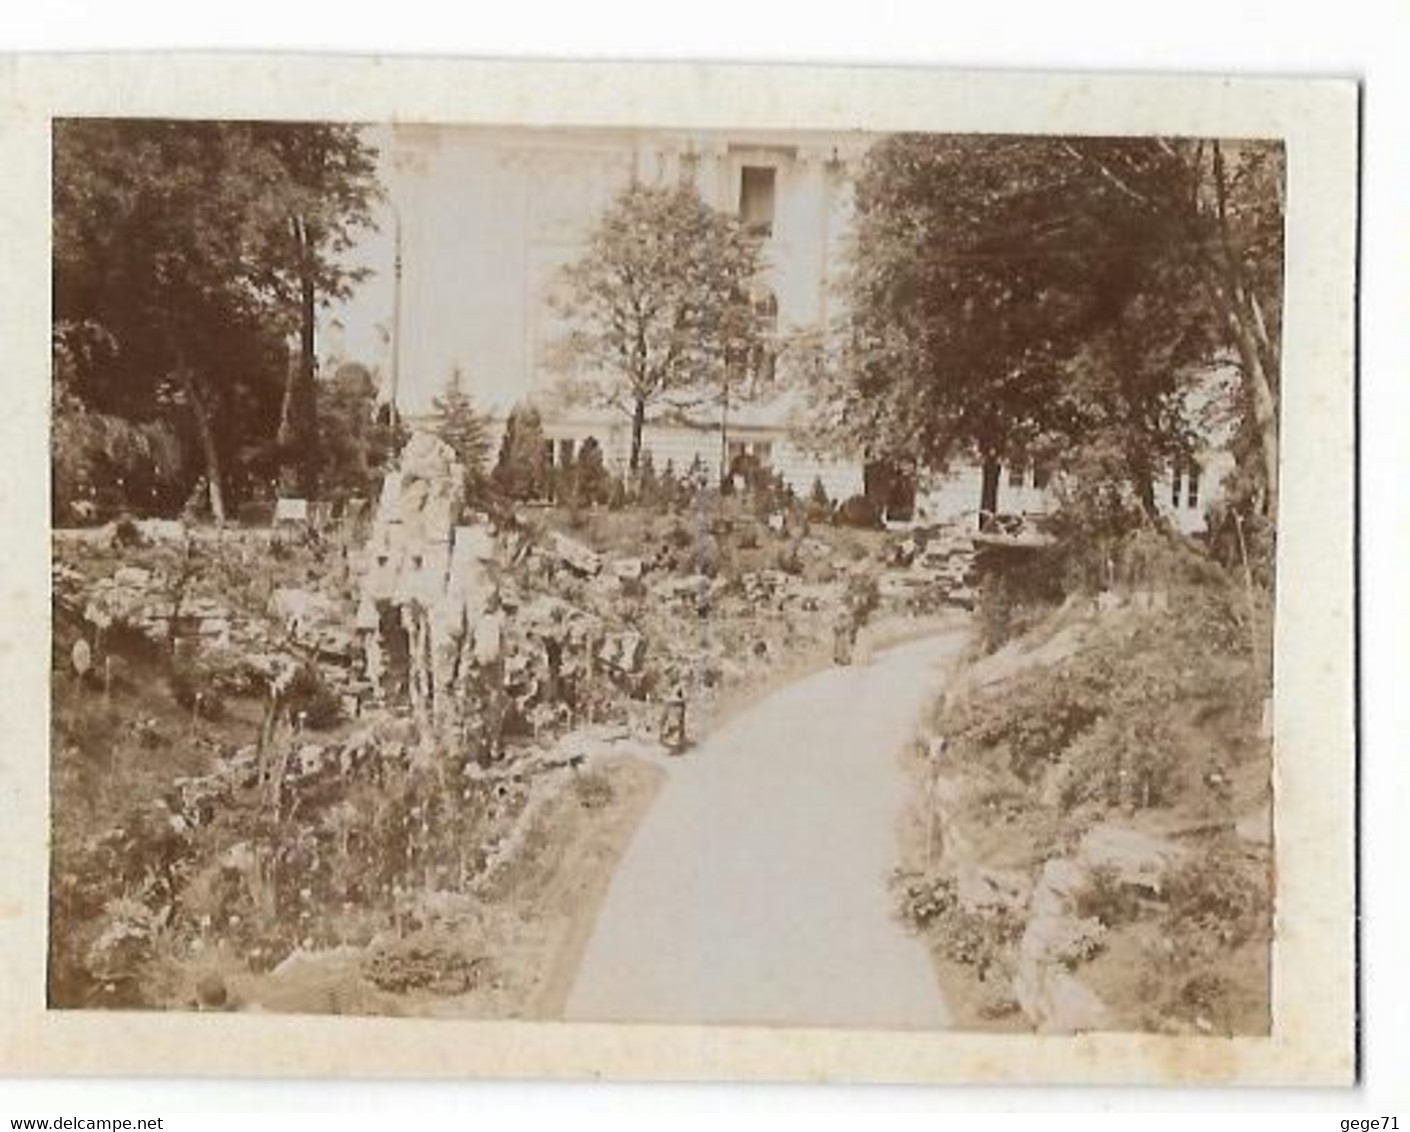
389, 198, 403, 434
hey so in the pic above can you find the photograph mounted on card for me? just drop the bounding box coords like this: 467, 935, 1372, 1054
0, 55, 1357, 1085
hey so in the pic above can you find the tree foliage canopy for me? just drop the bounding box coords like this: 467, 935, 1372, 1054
492, 403, 547, 502
315, 361, 400, 503
824, 134, 1284, 519
552, 182, 764, 469
52, 119, 382, 519
431, 366, 494, 502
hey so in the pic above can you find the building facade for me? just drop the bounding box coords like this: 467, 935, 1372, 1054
388, 124, 868, 500
387, 124, 1227, 534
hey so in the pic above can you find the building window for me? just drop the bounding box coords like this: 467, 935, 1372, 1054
727, 440, 747, 465
1007, 462, 1027, 489
543, 439, 556, 470
739, 166, 776, 237
1033, 463, 1052, 490
751, 441, 774, 467
558, 438, 576, 468
1172, 462, 1201, 509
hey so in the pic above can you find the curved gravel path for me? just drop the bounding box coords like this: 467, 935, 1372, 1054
564, 631, 965, 1029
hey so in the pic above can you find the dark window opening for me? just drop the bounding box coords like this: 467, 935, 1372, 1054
864, 460, 916, 523
1007, 462, 1027, 489
739, 166, 776, 237
1033, 464, 1052, 490
1172, 462, 1201, 509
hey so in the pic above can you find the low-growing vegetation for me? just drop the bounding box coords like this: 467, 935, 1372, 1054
897, 523, 1274, 1035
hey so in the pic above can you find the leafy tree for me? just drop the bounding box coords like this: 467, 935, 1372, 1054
52, 328, 184, 521
574, 436, 610, 507
491, 402, 547, 501
245, 125, 381, 496
1123, 139, 1285, 516
431, 366, 493, 499
52, 119, 382, 519
552, 182, 763, 471
55, 122, 282, 520
315, 361, 397, 502
1038, 138, 1284, 517
658, 458, 684, 511
635, 448, 660, 508
807, 475, 833, 523
828, 134, 1283, 522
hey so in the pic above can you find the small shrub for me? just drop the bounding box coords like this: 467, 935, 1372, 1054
895, 872, 957, 931
168, 669, 227, 721
949, 653, 1115, 782
895, 871, 1025, 979
573, 769, 615, 810
363, 932, 491, 995
1074, 865, 1145, 928
836, 494, 882, 530
666, 522, 694, 551
1060, 712, 1183, 812
695, 533, 723, 578
279, 665, 342, 731
111, 515, 146, 548
1162, 845, 1270, 951
974, 546, 1067, 652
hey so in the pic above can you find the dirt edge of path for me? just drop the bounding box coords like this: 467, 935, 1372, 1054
530, 757, 668, 1019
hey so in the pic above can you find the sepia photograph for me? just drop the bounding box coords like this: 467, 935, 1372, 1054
46, 116, 1287, 1033
0, 55, 1358, 1086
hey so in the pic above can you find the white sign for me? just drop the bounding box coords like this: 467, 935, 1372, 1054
274, 497, 309, 524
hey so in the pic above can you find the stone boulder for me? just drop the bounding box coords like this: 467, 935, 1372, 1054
610, 556, 643, 580
597, 630, 647, 678
357, 432, 499, 735
545, 531, 603, 578
1012, 856, 1112, 1033
955, 863, 1033, 916
1077, 824, 1187, 895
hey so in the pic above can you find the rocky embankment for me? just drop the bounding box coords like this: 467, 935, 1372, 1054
899, 597, 1273, 1036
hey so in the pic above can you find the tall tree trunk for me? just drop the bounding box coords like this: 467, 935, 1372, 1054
1129, 448, 1158, 523
180, 371, 226, 523
1227, 310, 1280, 518
1207, 143, 1280, 517
277, 339, 297, 451
629, 397, 646, 472
277, 216, 320, 496
1138, 476, 1158, 523
298, 259, 318, 494
978, 458, 1001, 530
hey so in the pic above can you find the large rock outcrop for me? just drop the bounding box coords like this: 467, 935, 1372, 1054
356, 433, 502, 745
